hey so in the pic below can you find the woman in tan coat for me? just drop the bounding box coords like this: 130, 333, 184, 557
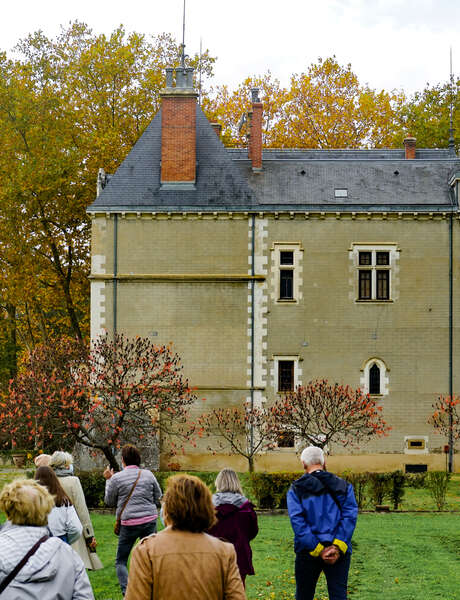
50, 451, 103, 570
125, 474, 245, 600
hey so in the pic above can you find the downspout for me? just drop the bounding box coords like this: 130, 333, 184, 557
250, 214, 255, 462
113, 213, 118, 336
448, 199, 454, 472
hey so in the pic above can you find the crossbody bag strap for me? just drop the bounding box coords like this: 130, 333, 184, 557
0, 534, 49, 594
119, 470, 142, 520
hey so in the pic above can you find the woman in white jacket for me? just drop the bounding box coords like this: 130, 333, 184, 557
34, 466, 82, 544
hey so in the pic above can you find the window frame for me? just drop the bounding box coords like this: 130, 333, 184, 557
272, 355, 301, 394
360, 357, 389, 397
271, 243, 303, 304
350, 243, 400, 303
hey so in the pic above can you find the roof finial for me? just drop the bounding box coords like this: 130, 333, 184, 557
449, 46, 455, 154
180, 0, 187, 68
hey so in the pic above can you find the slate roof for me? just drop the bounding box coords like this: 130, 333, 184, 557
88, 106, 256, 212
88, 109, 460, 214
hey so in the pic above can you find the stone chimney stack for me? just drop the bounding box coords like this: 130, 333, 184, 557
160, 66, 198, 189
248, 88, 263, 172
404, 136, 416, 160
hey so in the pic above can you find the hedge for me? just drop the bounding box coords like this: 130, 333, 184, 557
78, 469, 413, 510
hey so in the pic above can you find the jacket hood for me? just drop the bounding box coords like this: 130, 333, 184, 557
0, 525, 64, 584
212, 492, 247, 508
291, 470, 348, 498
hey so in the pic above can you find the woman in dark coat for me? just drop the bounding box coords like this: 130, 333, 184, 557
208, 468, 258, 586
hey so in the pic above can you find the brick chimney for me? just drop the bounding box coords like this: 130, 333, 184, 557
160, 66, 198, 189
248, 88, 263, 172
404, 136, 416, 160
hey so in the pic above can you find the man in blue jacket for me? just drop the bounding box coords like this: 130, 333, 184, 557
287, 446, 358, 600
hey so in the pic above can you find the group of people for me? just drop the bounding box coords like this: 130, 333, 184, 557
0, 444, 358, 600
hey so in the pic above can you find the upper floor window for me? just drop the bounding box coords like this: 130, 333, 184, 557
350, 244, 400, 303
280, 251, 294, 299
270, 243, 303, 304
272, 355, 301, 393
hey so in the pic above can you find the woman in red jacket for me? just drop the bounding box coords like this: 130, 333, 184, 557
208, 468, 258, 587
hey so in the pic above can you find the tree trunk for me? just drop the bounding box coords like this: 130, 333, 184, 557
101, 446, 120, 471
248, 456, 254, 473
5, 304, 17, 379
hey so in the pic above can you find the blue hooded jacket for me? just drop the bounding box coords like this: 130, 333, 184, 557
287, 470, 358, 557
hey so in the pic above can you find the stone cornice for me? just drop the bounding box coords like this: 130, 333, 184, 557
89, 273, 266, 282
89, 210, 460, 221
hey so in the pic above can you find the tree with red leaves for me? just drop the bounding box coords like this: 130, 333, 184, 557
195, 404, 278, 472
1, 334, 196, 469
270, 379, 391, 450
429, 395, 460, 443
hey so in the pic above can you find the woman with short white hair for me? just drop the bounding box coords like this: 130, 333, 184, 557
0, 479, 94, 599
50, 451, 103, 570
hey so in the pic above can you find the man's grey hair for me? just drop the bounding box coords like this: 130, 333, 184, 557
300, 446, 325, 467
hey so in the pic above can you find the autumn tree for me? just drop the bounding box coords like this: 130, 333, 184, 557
274, 57, 404, 148
394, 80, 460, 150
0, 24, 215, 359
195, 404, 279, 472
203, 57, 404, 150
202, 72, 288, 147
429, 395, 460, 443
0, 337, 89, 452
1, 334, 196, 469
270, 379, 390, 450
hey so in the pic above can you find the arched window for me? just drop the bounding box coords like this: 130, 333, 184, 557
369, 364, 380, 394
360, 358, 389, 396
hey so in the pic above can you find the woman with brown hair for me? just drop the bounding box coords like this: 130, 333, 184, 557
34, 466, 82, 544
125, 474, 246, 600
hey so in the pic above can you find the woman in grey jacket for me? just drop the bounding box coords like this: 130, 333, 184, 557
104, 444, 162, 596
0, 479, 94, 600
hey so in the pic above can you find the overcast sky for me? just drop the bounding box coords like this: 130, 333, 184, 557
2, 0, 459, 95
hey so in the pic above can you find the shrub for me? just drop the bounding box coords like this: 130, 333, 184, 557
250, 472, 302, 509
404, 472, 428, 489
341, 472, 370, 509
368, 472, 392, 507
79, 471, 106, 508
388, 470, 405, 510
427, 471, 450, 510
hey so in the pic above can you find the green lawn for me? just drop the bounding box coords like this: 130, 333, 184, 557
86, 512, 460, 600
1, 471, 459, 598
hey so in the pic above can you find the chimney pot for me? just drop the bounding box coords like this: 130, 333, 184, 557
165, 68, 174, 88
176, 67, 185, 88
185, 67, 194, 88
404, 136, 416, 160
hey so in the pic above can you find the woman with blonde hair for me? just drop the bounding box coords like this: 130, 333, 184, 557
50, 451, 102, 570
208, 468, 258, 586
125, 474, 245, 600
0, 479, 93, 599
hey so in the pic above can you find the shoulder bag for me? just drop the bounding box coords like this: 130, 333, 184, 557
0, 534, 48, 594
